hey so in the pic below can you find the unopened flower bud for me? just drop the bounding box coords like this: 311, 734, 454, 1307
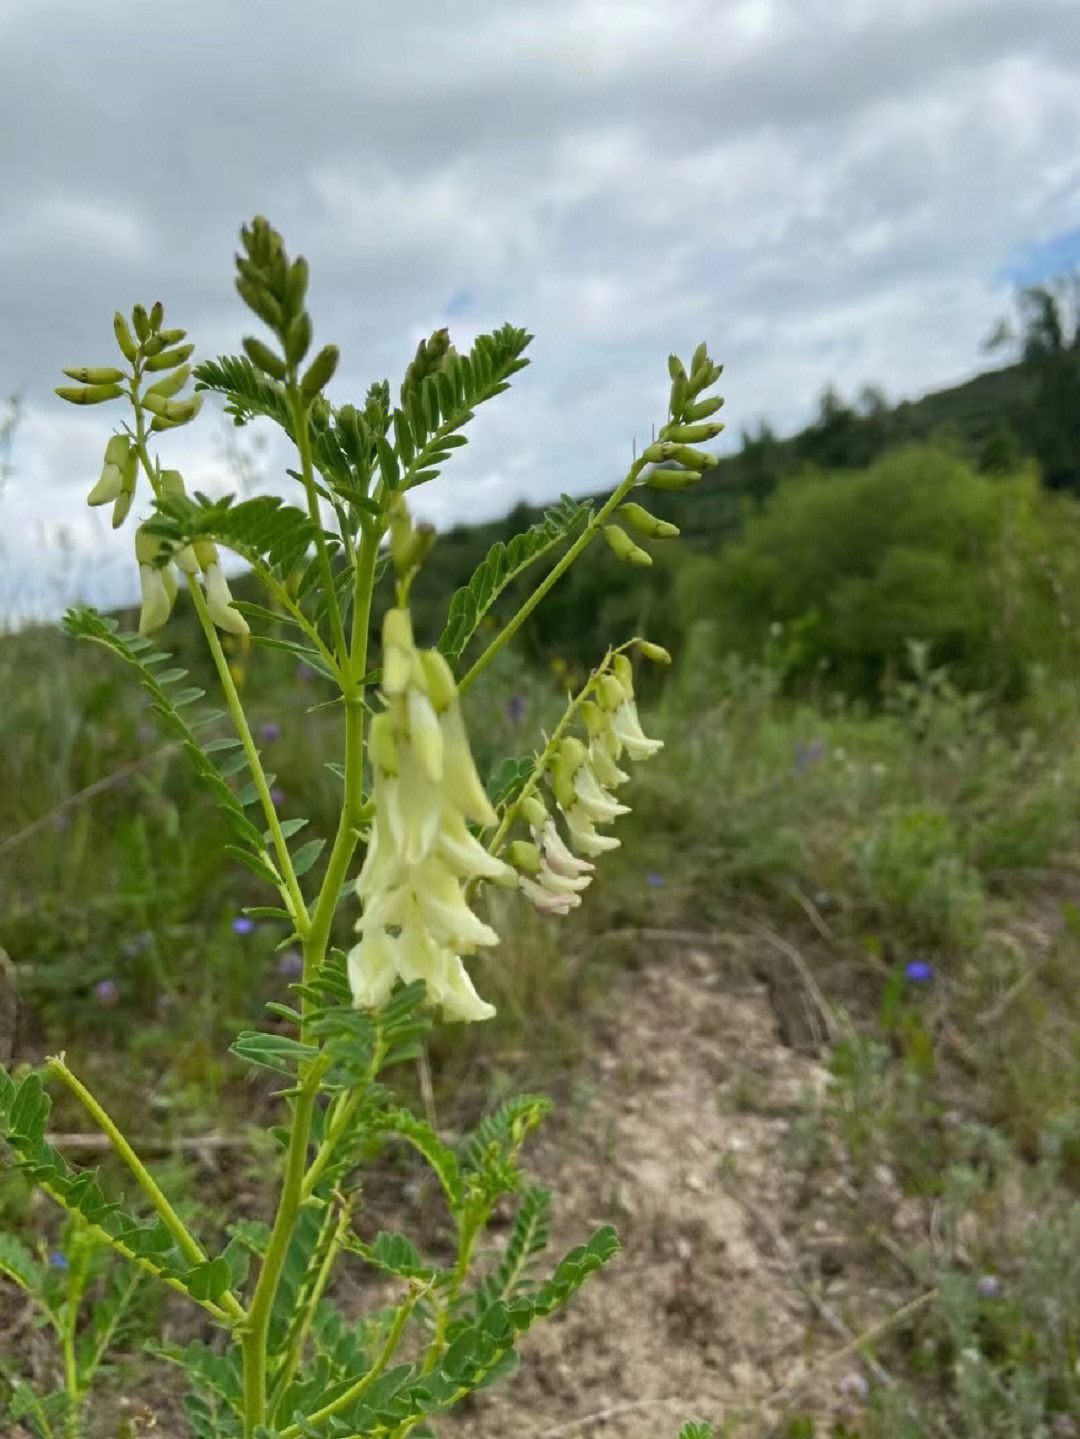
144, 344, 195, 373
242, 336, 287, 380
619, 503, 679, 540
144, 364, 191, 400
662, 422, 724, 444
88, 435, 131, 506
638, 640, 672, 664
55, 382, 124, 405
602, 524, 652, 566
643, 467, 701, 489
204, 562, 249, 636
508, 840, 542, 874
382, 608, 415, 694
63, 366, 126, 385
113, 312, 138, 362
300, 344, 339, 400
132, 305, 151, 342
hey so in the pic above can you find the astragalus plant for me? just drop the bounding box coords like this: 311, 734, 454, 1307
0, 216, 724, 1439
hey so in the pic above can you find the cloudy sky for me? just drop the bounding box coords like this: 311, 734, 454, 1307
1, 0, 1078, 625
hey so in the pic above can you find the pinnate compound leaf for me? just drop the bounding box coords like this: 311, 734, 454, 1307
438, 495, 590, 664
60, 608, 279, 886
146, 490, 323, 582
374, 1109, 464, 1216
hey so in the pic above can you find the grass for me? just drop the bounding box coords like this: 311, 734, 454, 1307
8, 606, 1080, 1433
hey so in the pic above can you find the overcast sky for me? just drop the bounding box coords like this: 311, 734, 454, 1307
2, 0, 1078, 625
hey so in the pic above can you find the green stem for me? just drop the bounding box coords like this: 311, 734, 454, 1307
421, 1211, 483, 1376
268, 1196, 353, 1421
457, 456, 649, 693
187, 578, 310, 933
300, 519, 382, 1025
45, 1057, 245, 1326
287, 384, 350, 666
300, 1088, 364, 1201
278, 1281, 427, 1439
241, 1058, 330, 1436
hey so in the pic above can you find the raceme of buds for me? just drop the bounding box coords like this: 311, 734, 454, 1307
349, 607, 513, 1022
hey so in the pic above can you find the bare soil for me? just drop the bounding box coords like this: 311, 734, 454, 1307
5, 938, 918, 1438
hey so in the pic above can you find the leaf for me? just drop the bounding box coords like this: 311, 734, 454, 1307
290, 837, 326, 877
0, 1231, 43, 1294
473, 1187, 551, 1310
230, 1032, 320, 1078
489, 756, 535, 809
60, 608, 278, 888
145, 491, 323, 583
438, 495, 590, 664
348, 1230, 438, 1280
374, 1109, 464, 1216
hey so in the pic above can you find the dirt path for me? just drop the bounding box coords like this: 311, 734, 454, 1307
441, 947, 875, 1439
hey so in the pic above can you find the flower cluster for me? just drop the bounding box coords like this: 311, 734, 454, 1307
509, 652, 663, 913
349, 609, 513, 1022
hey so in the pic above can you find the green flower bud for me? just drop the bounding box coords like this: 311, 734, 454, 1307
642, 467, 702, 490
285, 257, 309, 318
300, 344, 339, 400
619, 502, 679, 539
132, 305, 151, 342
144, 365, 190, 401
88, 435, 131, 505
242, 336, 287, 380
418, 648, 458, 713
111, 485, 135, 529
602, 524, 652, 566
686, 361, 723, 399
144, 343, 195, 372
667, 354, 687, 383
690, 342, 709, 375
140, 334, 167, 358
638, 640, 672, 664
669, 372, 688, 418
55, 382, 124, 405
63, 366, 126, 385
113, 312, 138, 362
669, 444, 719, 469
142, 392, 202, 423
663, 422, 724, 444
521, 795, 549, 830
158, 328, 186, 346
284, 312, 312, 366
235, 274, 284, 330
683, 395, 724, 420
159, 468, 185, 496
507, 840, 542, 874
149, 301, 164, 331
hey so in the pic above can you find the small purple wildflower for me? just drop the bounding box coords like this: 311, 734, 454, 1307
646, 872, 665, 888
232, 916, 256, 936
794, 739, 827, 773
49, 1252, 69, 1270
295, 663, 314, 683
505, 694, 528, 725
977, 1274, 1001, 1299
277, 951, 303, 980
94, 979, 119, 1008
270, 787, 285, 807
904, 960, 934, 984
260, 722, 282, 742
838, 1372, 869, 1403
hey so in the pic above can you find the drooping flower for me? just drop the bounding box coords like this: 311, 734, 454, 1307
348, 609, 512, 1022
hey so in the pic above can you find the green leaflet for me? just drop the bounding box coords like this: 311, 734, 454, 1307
145, 491, 325, 581
438, 495, 591, 664
471, 1186, 551, 1312
60, 608, 279, 887
230, 1032, 321, 1078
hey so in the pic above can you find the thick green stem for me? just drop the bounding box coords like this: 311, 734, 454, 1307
268, 1197, 353, 1421
241, 1060, 329, 1436
287, 385, 350, 665
457, 456, 649, 693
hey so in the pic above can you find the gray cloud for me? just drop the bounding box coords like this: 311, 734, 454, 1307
2, 0, 1079, 623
